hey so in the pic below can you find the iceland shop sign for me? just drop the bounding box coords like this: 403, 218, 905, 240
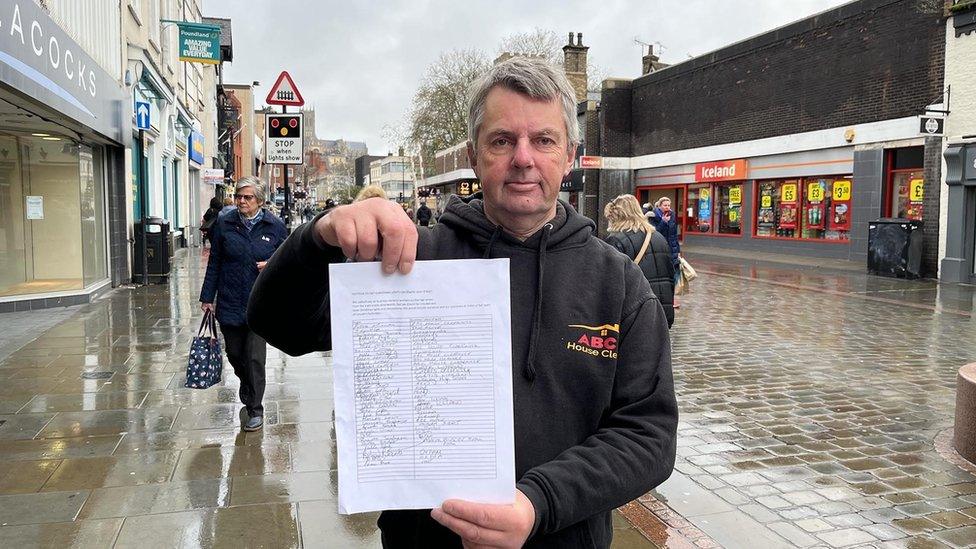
695, 159, 748, 183
0, 2, 125, 142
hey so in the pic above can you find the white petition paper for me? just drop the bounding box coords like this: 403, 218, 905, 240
329, 259, 515, 514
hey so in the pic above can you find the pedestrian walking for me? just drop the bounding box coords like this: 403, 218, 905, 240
200, 197, 221, 246
248, 56, 677, 548
219, 196, 236, 216
354, 185, 388, 202
200, 176, 287, 432
416, 201, 432, 227
648, 197, 681, 307
604, 194, 676, 327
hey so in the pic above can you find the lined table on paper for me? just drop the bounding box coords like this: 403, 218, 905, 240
329, 259, 514, 514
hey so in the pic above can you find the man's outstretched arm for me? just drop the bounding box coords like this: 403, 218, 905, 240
248, 198, 418, 356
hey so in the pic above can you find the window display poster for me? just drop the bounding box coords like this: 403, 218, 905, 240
729, 186, 742, 205
830, 202, 850, 231
698, 188, 712, 221
832, 180, 851, 202
909, 179, 924, 203
807, 181, 825, 203
26, 196, 43, 220
758, 186, 775, 228
779, 203, 797, 229
781, 182, 798, 203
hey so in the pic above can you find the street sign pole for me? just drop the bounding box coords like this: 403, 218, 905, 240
139, 128, 149, 285
281, 104, 292, 231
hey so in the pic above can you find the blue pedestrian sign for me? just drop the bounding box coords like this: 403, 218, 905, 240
135, 101, 150, 130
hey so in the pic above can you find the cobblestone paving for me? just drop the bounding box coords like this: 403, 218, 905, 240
667, 259, 976, 548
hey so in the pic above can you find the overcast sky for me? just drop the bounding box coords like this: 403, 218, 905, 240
207, 0, 850, 154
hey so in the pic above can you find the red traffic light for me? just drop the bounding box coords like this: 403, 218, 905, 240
288, 118, 298, 128
270, 118, 280, 128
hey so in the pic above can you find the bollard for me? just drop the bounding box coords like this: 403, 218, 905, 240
954, 363, 976, 465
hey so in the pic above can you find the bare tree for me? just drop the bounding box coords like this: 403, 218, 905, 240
408, 48, 490, 177
497, 27, 562, 65
500, 28, 605, 92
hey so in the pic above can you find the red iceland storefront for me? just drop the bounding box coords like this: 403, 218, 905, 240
634, 144, 927, 261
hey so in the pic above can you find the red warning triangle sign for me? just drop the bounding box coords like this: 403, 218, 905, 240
266, 71, 305, 106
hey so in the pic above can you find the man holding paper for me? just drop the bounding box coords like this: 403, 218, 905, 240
249, 56, 677, 548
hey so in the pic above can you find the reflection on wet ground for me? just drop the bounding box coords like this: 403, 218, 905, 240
4, 245, 975, 548
0, 249, 655, 548
653, 251, 976, 548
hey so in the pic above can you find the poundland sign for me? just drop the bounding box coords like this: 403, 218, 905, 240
695, 159, 748, 182
0, 2, 125, 142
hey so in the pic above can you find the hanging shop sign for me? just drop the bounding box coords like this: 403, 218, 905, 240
695, 159, 747, 182
203, 168, 224, 185
188, 130, 205, 165
918, 116, 944, 137
0, 1, 126, 142
174, 21, 221, 64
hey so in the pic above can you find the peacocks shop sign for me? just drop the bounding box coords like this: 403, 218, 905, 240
0, 2, 126, 142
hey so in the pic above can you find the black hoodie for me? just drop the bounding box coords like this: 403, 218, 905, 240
248, 194, 677, 548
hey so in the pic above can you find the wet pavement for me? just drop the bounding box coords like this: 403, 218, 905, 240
655, 251, 976, 548
0, 248, 652, 548
1, 246, 975, 548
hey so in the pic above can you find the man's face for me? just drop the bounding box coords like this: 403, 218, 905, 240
468, 87, 575, 226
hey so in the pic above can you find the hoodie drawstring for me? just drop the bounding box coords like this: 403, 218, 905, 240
483, 226, 502, 259
523, 223, 552, 382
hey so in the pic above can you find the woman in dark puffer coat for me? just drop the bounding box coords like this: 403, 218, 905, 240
604, 194, 676, 327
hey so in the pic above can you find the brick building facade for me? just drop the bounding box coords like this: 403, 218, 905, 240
589, 0, 947, 276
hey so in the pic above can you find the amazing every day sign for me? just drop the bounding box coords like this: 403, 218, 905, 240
177, 21, 220, 65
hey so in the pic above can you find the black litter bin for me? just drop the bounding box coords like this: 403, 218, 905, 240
867, 218, 922, 279
133, 217, 171, 282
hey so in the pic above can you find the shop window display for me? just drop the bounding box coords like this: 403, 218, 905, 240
890, 171, 924, 221
716, 184, 743, 235
755, 177, 851, 241
686, 184, 710, 233
0, 136, 107, 297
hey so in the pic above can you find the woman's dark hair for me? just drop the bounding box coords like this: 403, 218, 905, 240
209, 197, 222, 210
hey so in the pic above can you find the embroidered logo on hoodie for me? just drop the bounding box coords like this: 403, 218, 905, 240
566, 323, 619, 359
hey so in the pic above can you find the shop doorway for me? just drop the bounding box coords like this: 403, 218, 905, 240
636, 185, 685, 241
883, 147, 924, 220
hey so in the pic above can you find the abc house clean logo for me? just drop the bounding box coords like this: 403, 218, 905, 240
566, 324, 619, 360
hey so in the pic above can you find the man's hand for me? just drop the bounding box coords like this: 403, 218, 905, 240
313, 198, 418, 275
256, 261, 268, 272
201, 302, 214, 313
431, 490, 535, 548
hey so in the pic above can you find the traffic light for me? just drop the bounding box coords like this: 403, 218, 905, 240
268, 115, 301, 138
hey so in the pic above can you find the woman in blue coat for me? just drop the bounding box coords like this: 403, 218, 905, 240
648, 197, 681, 280
200, 177, 287, 431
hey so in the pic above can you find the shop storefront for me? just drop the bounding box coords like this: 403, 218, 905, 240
0, 1, 127, 310
633, 145, 909, 261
